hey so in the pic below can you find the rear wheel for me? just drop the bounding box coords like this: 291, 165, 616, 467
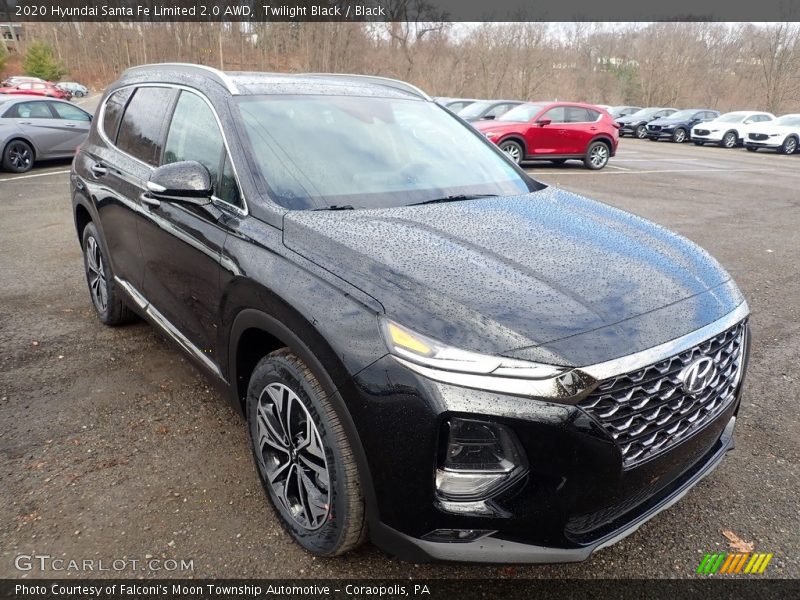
672, 128, 688, 143
81, 222, 137, 326
499, 140, 523, 164
635, 124, 647, 139
584, 141, 610, 170
2, 139, 34, 173
779, 136, 798, 155
721, 131, 738, 148
247, 349, 367, 556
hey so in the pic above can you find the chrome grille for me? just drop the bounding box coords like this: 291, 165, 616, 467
579, 321, 746, 468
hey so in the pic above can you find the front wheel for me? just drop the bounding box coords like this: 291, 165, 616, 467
2, 139, 34, 173
584, 141, 610, 170
672, 128, 688, 143
247, 349, 367, 556
779, 136, 798, 155
635, 124, 647, 139
721, 131, 738, 148
499, 140, 523, 164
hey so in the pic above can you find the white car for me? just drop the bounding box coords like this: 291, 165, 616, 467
691, 111, 775, 148
743, 114, 800, 154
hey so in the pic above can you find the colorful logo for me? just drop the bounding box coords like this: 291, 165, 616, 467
697, 552, 773, 574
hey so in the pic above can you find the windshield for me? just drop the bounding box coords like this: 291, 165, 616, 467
457, 101, 493, 118
498, 103, 547, 122
716, 112, 749, 123
236, 95, 535, 210
626, 108, 659, 119
667, 110, 699, 120
772, 115, 800, 126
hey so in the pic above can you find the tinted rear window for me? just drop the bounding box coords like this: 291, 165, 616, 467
116, 87, 175, 166
102, 88, 134, 143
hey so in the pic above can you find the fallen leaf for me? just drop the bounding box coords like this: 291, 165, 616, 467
723, 529, 755, 553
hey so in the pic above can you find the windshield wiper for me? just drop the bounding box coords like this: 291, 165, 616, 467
411, 194, 499, 206
312, 205, 356, 211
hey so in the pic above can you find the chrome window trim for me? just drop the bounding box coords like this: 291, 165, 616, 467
96, 82, 248, 217
392, 301, 750, 404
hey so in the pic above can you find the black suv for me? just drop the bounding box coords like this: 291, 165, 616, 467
71, 64, 750, 563
617, 107, 678, 138
646, 109, 720, 143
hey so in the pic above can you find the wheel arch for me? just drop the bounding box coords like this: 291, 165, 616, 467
226, 300, 381, 524
3, 135, 37, 160
497, 135, 527, 156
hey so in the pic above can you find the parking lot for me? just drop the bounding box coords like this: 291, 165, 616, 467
0, 138, 798, 579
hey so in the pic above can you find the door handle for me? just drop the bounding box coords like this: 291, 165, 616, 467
589, 127, 597, 131
139, 192, 161, 208
90, 163, 107, 177
19, 121, 32, 125
558, 129, 567, 134
65, 123, 76, 128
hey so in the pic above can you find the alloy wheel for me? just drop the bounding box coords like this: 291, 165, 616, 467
501, 143, 521, 163
589, 144, 609, 168
7, 142, 32, 171
255, 382, 331, 530
674, 129, 687, 143
723, 132, 737, 148
783, 138, 797, 154
85, 236, 108, 312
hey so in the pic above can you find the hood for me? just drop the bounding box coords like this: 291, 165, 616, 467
283, 189, 743, 366
748, 124, 795, 135
473, 120, 525, 133
649, 116, 688, 126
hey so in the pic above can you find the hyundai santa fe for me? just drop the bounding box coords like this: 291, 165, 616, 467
71, 64, 750, 563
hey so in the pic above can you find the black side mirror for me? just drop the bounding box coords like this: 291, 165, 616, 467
484, 114, 496, 120
147, 161, 212, 205
536, 118, 552, 127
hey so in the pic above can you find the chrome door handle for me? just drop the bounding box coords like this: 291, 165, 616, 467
139, 193, 161, 208
90, 164, 107, 177
65, 123, 76, 128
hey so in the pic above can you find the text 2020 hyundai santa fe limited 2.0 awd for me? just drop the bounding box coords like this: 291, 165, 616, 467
71, 64, 749, 563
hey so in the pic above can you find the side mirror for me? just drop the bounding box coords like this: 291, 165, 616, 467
147, 161, 212, 205
484, 114, 496, 120
536, 118, 552, 127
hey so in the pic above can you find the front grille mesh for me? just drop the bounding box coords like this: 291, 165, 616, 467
579, 321, 746, 468
749, 133, 768, 141
695, 129, 710, 136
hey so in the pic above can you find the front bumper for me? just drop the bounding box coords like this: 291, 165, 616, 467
646, 127, 676, 140
744, 139, 782, 149
373, 415, 736, 563
691, 130, 724, 142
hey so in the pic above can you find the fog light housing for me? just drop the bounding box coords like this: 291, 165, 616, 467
421, 528, 497, 543
435, 418, 527, 501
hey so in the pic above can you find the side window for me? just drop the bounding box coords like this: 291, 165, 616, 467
217, 156, 242, 207
485, 104, 511, 119
4, 101, 53, 119
541, 106, 566, 123
102, 88, 134, 142
18, 82, 32, 90
49, 102, 91, 121
164, 91, 226, 193
116, 87, 175, 166
565, 107, 599, 122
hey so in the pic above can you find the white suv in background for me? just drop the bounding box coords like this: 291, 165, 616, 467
691, 111, 775, 148
743, 114, 800, 155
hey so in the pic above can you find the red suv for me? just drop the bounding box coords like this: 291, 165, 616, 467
0, 81, 70, 100
474, 102, 619, 169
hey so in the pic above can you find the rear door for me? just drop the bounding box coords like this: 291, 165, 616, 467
560, 106, 600, 154
137, 89, 240, 369
46, 101, 92, 154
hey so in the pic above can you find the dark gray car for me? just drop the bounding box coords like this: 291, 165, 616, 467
0, 96, 92, 172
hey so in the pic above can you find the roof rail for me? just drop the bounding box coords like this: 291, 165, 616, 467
121, 63, 239, 94
304, 73, 431, 100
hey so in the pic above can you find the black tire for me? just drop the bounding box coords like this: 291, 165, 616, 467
779, 136, 798, 155
746, 146, 758, 152
693, 141, 705, 146
635, 124, 648, 139
549, 158, 567, 165
584, 141, 610, 170
648, 136, 660, 141
720, 131, 738, 148
247, 349, 367, 556
81, 222, 137, 326
2, 139, 34, 173
499, 140, 523, 164
672, 128, 688, 143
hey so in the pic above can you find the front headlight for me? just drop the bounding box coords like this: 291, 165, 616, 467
380, 318, 587, 399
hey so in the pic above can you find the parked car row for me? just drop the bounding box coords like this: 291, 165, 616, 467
0, 75, 90, 100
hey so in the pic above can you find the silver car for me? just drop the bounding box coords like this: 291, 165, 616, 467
0, 96, 92, 173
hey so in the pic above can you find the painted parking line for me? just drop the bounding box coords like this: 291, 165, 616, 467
0, 169, 71, 183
